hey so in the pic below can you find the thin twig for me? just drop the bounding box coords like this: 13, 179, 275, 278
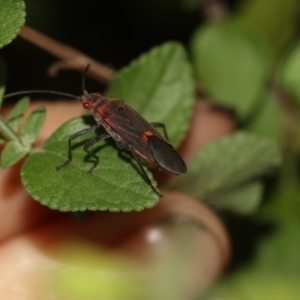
19, 26, 115, 84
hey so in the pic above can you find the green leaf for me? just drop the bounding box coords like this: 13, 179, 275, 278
204, 271, 300, 300
0, 57, 6, 144
0, 99, 43, 147
0, 115, 22, 145
0, 0, 26, 48
207, 181, 264, 214
0, 56, 6, 108
21, 117, 160, 212
278, 41, 300, 107
106, 41, 195, 148
21, 105, 46, 144
0, 88, 4, 109
1, 139, 29, 168
190, 20, 270, 121
245, 91, 283, 143
256, 218, 300, 274
256, 169, 300, 273
236, 0, 299, 58
170, 132, 281, 213
6, 97, 30, 131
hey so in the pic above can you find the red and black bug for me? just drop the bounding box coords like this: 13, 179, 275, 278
3, 73, 187, 197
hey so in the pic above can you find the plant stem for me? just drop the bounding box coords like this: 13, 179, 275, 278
19, 26, 115, 84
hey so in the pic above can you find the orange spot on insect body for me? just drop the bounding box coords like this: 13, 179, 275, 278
144, 130, 155, 136
142, 130, 155, 142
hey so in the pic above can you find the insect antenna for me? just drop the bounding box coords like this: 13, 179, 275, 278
82, 64, 91, 95
3, 64, 92, 101
3, 90, 81, 101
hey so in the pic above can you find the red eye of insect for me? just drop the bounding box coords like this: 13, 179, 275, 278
83, 102, 90, 109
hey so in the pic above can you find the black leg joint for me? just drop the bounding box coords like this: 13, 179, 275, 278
83, 133, 111, 173
56, 124, 101, 171
150, 122, 169, 141
128, 145, 162, 198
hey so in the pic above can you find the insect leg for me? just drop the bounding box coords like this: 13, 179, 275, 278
150, 122, 169, 141
57, 125, 100, 171
83, 133, 111, 173
128, 145, 162, 198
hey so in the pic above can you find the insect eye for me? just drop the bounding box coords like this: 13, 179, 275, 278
83, 102, 90, 109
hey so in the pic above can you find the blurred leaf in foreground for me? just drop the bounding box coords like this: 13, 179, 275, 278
170, 132, 281, 214
190, 20, 270, 121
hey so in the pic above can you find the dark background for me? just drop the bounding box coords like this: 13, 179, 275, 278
1, 0, 236, 97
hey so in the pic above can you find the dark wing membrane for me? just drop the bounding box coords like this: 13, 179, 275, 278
103, 104, 186, 174
147, 135, 187, 174
104, 104, 163, 138
103, 107, 161, 162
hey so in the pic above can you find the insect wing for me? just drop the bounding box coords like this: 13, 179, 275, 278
103, 104, 186, 174
147, 135, 187, 174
